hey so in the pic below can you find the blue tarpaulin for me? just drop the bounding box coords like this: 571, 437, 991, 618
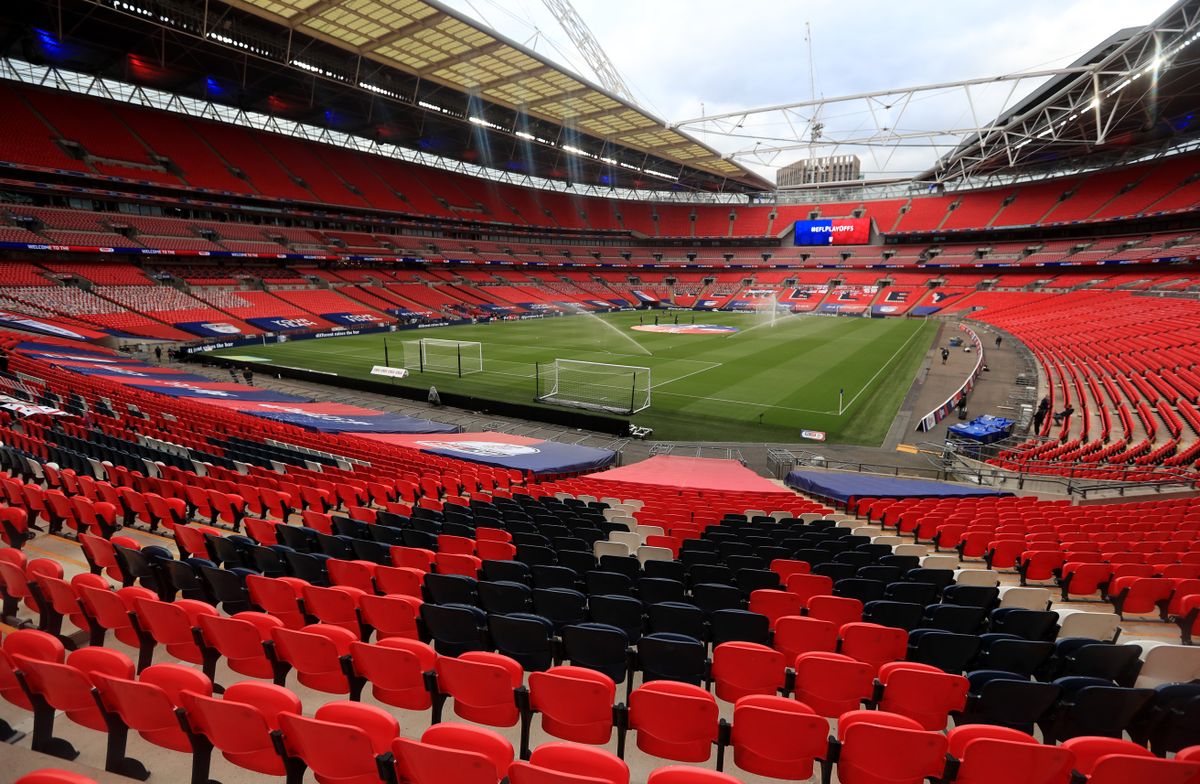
785, 469, 1011, 504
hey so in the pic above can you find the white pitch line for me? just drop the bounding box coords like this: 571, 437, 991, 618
837, 324, 932, 415
650, 361, 724, 389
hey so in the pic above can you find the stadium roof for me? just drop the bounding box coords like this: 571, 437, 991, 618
213, 0, 766, 188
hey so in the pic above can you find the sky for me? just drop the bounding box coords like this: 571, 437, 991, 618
438, 0, 1177, 180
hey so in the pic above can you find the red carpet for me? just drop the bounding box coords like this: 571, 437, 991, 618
586, 456, 789, 494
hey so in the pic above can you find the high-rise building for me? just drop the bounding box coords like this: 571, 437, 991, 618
777, 155, 862, 187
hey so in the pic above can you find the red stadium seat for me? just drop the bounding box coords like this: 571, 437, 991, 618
725, 694, 828, 780
278, 701, 398, 784
626, 681, 719, 763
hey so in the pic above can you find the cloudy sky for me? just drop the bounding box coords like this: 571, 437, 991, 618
439, 0, 1176, 179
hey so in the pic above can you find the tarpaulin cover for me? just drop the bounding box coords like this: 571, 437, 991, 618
245, 316, 322, 331
785, 470, 1011, 502
361, 432, 616, 475
18, 342, 124, 360
0, 313, 108, 341
586, 456, 792, 494
218, 401, 458, 434
125, 381, 311, 402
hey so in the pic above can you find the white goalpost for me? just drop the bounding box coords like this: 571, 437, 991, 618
536, 359, 651, 415
402, 338, 483, 377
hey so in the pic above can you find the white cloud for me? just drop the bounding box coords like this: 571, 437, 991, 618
440, 0, 1176, 179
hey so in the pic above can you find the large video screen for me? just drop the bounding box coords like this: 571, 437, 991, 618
793, 218, 871, 245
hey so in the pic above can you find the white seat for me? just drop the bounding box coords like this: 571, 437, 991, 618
871, 535, 904, 547
621, 499, 645, 511
834, 519, 858, 529
636, 545, 674, 564
553, 492, 575, 501
744, 509, 768, 518
894, 544, 928, 557
577, 495, 598, 504
609, 531, 643, 549
634, 525, 665, 538
1056, 610, 1120, 642
1130, 641, 1200, 689
599, 497, 623, 508
799, 513, 824, 523
594, 540, 630, 559
997, 586, 1052, 611
608, 516, 638, 529
920, 554, 960, 571
852, 527, 878, 538
954, 569, 1000, 587
769, 511, 791, 521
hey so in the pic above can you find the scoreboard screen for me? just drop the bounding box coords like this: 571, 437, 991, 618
793, 218, 871, 245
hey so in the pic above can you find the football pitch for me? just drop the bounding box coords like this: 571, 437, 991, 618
211, 311, 938, 444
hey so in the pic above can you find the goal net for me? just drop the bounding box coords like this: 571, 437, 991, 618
536, 359, 651, 415
402, 338, 483, 376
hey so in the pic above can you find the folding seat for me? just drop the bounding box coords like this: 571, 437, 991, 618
374, 564, 424, 598
1017, 550, 1066, 585
588, 594, 644, 641
708, 609, 770, 647
487, 613, 556, 672
941, 584, 1000, 609
1056, 610, 1120, 643
1038, 676, 1156, 743
1108, 576, 1174, 619
1059, 562, 1114, 601
268, 623, 358, 694
522, 666, 618, 758
0, 506, 30, 549
326, 558, 377, 594
179, 681, 299, 781
832, 710, 948, 784
1126, 681, 1200, 755
636, 632, 709, 692
346, 637, 437, 709
132, 597, 219, 671
791, 652, 874, 718
839, 622, 907, 673
772, 615, 837, 661
358, 593, 422, 641
954, 671, 1062, 734
720, 694, 827, 780
746, 589, 801, 630
645, 768, 741, 784
14, 770, 100, 784
560, 623, 631, 684
862, 600, 925, 632
509, 743, 629, 784
1060, 736, 1200, 784
77, 533, 138, 582
624, 681, 719, 763
972, 634, 1053, 677
1133, 641, 1200, 688
278, 701, 398, 784
1050, 639, 1142, 684
834, 578, 888, 604
432, 651, 524, 727
923, 603, 988, 635
246, 575, 307, 629
195, 612, 285, 682
14, 645, 133, 763
76, 584, 156, 649
302, 585, 367, 638
988, 608, 1059, 641
419, 601, 488, 656
92, 663, 213, 780
873, 661, 969, 730
709, 641, 786, 702
531, 588, 588, 630
997, 586, 1053, 611
393, 723, 515, 784
29, 572, 103, 642
806, 594, 862, 628
784, 572, 834, 607
882, 580, 940, 606
945, 725, 1074, 784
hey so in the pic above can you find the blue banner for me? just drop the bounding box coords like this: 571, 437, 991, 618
245, 316, 323, 331
321, 312, 388, 326
174, 321, 246, 338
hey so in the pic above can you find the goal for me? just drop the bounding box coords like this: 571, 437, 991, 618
536, 359, 651, 415
402, 338, 483, 376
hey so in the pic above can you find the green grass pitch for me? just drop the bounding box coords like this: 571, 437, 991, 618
212, 311, 938, 444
